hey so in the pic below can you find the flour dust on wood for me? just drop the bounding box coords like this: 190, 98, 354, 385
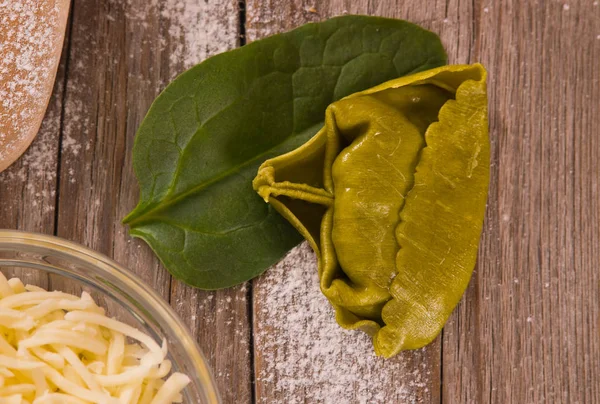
0, 0, 68, 172
255, 243, 432, 404
125, 0, 238, 75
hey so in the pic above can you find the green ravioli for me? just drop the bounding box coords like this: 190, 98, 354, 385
253, 64, 489, 357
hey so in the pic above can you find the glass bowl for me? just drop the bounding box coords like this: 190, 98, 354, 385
0, 230, 220, 403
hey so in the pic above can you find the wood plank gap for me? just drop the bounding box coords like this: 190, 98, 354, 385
165, 2, 253, 402
238, 3, 255, 403
48, 0, 75, 291
439, 328, 444, 404
53, 0, 75, 240
247, 282, 257, 404
247, 4, 456, 403
239, 0, 247, 46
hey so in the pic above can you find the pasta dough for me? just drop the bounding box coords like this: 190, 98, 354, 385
254, 64, 489, 358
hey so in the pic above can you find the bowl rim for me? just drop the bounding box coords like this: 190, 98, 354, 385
0, 229, 221, 404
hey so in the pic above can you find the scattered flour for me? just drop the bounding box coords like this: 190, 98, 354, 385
56, 0, 239, 183
0, 91, 60, 212
255, 243, 432, 404
0, 108, 58, 183
246, 3, 321, 41
4, 3, 438, 401
160, 0, 238, 70
124, 0, 238, 73
0, 0, 66, 171
62, 132, 82, 156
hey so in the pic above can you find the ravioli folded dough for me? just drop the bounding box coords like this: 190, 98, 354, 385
253, 64, 489, 358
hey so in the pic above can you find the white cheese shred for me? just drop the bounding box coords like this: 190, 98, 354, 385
0, 276, 191, 403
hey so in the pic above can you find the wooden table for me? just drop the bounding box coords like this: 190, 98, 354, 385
1, 0, 598, 402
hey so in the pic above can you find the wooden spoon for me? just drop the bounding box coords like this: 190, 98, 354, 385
0, 0, 70, 173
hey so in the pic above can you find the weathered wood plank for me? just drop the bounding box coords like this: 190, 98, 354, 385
161, 1, 253, 402
0, 0, 69, 173
53, 0, 170, 298
247, 1, 472, 402
2, 1, 599, 403
55, 0, 252, 402
171, 281, 252, 403
0, 56, 65, 233
443, 1, 600, 403
0, 28, 69, 288
252, 243, 439, 404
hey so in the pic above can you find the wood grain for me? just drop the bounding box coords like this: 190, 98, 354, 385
0, 53, 65, 233
160, 1, 254, 402
0, 0, 70, 173
246, 0, 470, 402
248, 0, 600, 403
53, 0, 252, 401
443, 1, 600, 403
1, 0, 599, 403
0, 27, 69, 288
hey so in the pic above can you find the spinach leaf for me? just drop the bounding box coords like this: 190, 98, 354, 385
123, 15, 447, 289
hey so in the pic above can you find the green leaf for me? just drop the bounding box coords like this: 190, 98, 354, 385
123, 15, 448, 290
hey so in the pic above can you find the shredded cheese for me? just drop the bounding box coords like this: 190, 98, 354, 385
0, 275, 191, 403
